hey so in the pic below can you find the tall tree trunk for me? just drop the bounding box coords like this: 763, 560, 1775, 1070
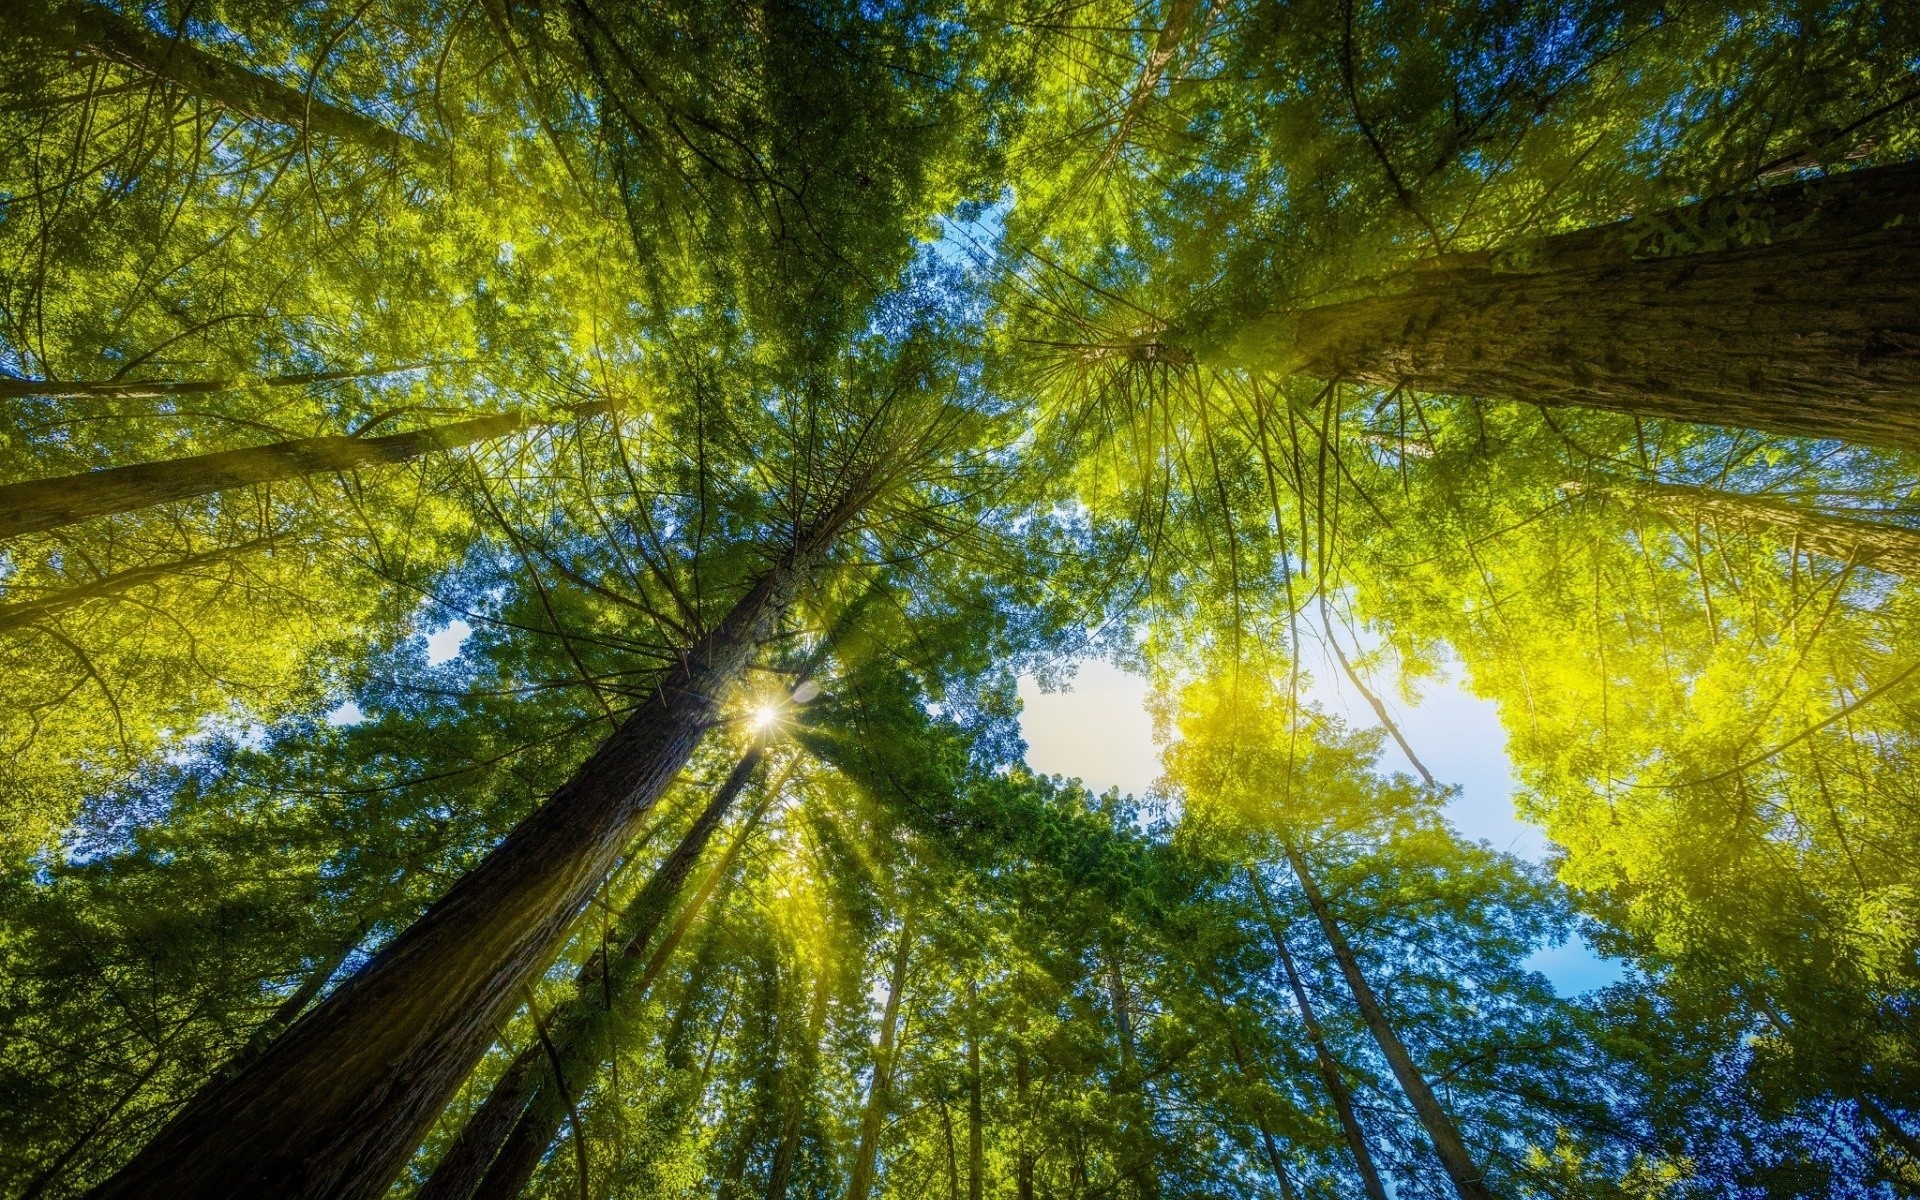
1212, 160, 1920, 451
0, 404, 612, 540
469, 759, 784, 1200
1246, 869, 1388, 1200
1225, 1033, 1299, 1200
1620, 480, 1920, 578
227, 923, 367, 1074
1280, 845, 1493, 1200
967, 979, 984, 1200
0, 534, 282, 632
85, 507, 847, 1200
0, 364, 439, 401
9, 0, 436, 161
846, 912, 915, 1200
1013, 1031, 1035, 1200
765, 953, 832, 1200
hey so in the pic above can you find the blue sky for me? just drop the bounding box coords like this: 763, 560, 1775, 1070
1017, 656, 1627, 995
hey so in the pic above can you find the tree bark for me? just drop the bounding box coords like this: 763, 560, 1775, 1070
1246, 869, 1388, 1200
1013, 1035, 1035, 1200
846, 912, 914, 1200
0, 404, 610, 539
9, 0, 436, 162
1281, 846, 1493, 1200
468, 757, 783, 1200
1621, 480, 1920, 578
1214, 160, 1920, 451
84, 509, 844, 1200
416, 748, 767, 1200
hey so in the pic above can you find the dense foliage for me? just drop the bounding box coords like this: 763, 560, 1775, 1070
1, 0, 1917, 1197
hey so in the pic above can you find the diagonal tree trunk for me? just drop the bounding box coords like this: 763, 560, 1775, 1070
477, 792, 769, 1200
0, 403, 612, 539
84, 502, 853, 1200
9, 0, 436, 162
0, 534, 282, 632
1281, 845, 1493, 1200
846, 910, 915, 1200
0, 364, 440, 401
1619, 480, 1920, 578
1246, 868, 1388, 1200
1207, 160, 1920, 451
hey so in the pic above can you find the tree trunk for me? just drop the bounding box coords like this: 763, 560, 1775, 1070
0, 535, 281, 632
416, 748, 768, 1200
1226, 1033, 1299, 1200
1622, 480, 1920, 578
765, 954, 832, 1200
1013, 1036, 1035, 1200
1281, 846, 1493, 1200
1214, 160, 1920, 451
967, 979, 984, 1200
10, 0, 436, 162
84, 511, 843, 1200
0, 364, 438, 401
846, 912, 914, 1200
1246, 869, 1388, 1200
469, 759, 783, 1200
227, 924, 366, 1074
0, 405, 610, 540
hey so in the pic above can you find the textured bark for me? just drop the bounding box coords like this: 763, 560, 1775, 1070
11, 1, 435, 161
1247, 869, 1388, 1200
1013, 1037, 1035, 1200
84, 516, 840, 1200
416, 749, 765, 1200
0, 365, 435, 401
846, 913, 914, 1200
1218, 160, 1920, 451
469, 757, 779, 1200
0, 536, 278, 632
0, 407, 586, 539
1624, 481, 1920, 578
1282, 846, 1492, 1200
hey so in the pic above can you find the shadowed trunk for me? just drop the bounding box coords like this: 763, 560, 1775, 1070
0, 364, 439, 401
846, 912, 914, 1200
1621, 480, 1920, 578
1281, 846, 1492, 1200
967, 979, 984, 1200
1213, 160, 1920, 451
1014, 1028, 1035, 1200
0, 535, 283, 632
1247, 869, 1388, 1200
467, 755, 784, 1200
0, 403, 611, 539
10, 0, 436, 161
417, 748, 769, 1200
84, 506, 848, 1200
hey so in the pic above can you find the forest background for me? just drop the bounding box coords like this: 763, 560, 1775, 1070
1, 0, 1918, 1197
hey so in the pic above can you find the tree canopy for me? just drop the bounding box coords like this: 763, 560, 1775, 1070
1, 0, 1917, 1197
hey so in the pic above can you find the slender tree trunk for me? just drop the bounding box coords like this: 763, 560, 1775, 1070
85, 506, 847, 1200
0, 535, 282, 632
228, 924, 366, 1074
846, 912, 915, 1200
1226, 1034, 1299, 1200
9, 0, 436, 161
0, 404, 612, 540
1621, 480, 1920, 578
469, 759, 783, 1200
1246, 869, 1388, 1200
1212, 160, 1920, 451
0, 364, 439, 401
967, 979, 984, 1200
765, 954, 832, 1200
1013, 1032, 1035, 1200
1105, 949, 1135, 1068
1280, 845, 1493, 1200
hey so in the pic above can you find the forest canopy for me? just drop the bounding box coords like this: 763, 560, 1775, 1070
1, 0, 1918, 1197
